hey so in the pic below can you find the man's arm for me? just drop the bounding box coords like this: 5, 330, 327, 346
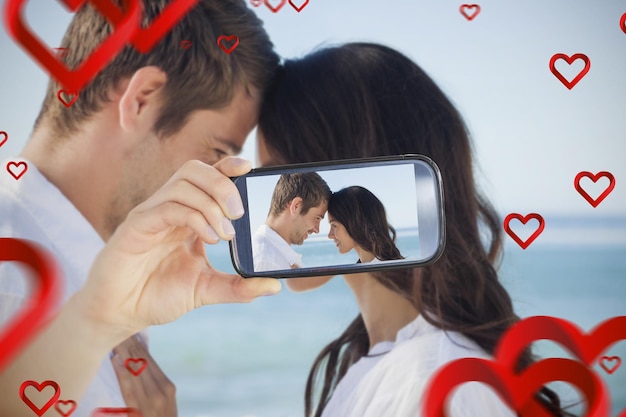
0, 158, 281, 416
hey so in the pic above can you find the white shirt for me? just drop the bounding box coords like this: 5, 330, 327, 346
321, 314, 516, 417
0, 158, 127, 413
252, 224, 303, 272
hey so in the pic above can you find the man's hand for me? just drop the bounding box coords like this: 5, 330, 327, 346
112, 334, 177, 417
77, 157, 282, 343
0, 158, 281, 417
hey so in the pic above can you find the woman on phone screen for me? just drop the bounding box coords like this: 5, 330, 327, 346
327, 186, 403, 265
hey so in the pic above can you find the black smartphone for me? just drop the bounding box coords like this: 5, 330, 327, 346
229, 154, 445, 278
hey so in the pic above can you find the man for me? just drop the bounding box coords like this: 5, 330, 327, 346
0, 1, 280, 415
253, 173, 331, 272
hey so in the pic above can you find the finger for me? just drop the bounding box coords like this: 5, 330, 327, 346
212, 156, 252, 178
136, 179, 235, 240
125, 338, 161, 397
112, 353, 141, 408
195, 271, 281, 305
126, 336, 177, 412
116, 201, 225, 253
151, 160, 246, 220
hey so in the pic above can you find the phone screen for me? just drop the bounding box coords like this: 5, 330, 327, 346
229, 155, 445, 278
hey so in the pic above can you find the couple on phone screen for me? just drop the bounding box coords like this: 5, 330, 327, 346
252, 174, 402, 272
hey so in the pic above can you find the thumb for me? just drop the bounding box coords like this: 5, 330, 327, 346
196, 271, 282, 305
213, 157, 252, 178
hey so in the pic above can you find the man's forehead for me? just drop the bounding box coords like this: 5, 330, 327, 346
313, 201, 329, 214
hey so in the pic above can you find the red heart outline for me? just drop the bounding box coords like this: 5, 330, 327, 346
250, 0, 262, 7
103, 0, 200, 53
55, 399, 78, 417
91, 407, 142, 416
503, 213, 544, 249
549, 53, 591, 90
599, 356, 621, 375
495, 316, 626, 366
3, 0, 142, 92
620, 12, 626, 34
217, 35, 239, 55
57, 90, 78, 108
0, 239, 62, 371
574, 171, 615, 208
263, 0, 286, 13
125, 357, 148, 376
6, 160, 28, 180
494, 316, 626, 416
0, 131, 7, 147
423, 357, 608, 417
19, 380, 61, 417
288, 0, 309, 12
459, 4, 480, 21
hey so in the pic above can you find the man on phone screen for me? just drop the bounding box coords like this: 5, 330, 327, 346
253, 173, 331, 272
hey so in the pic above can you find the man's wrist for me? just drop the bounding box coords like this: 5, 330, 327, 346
64, 292, 134, 352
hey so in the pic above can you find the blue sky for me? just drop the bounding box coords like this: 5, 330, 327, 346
1, 0, 625, 221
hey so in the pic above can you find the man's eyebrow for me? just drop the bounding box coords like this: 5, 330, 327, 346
214, 137, 242, 155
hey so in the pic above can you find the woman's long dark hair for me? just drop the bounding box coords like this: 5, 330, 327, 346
328, 186, 403, 261
259, 43, 573, 417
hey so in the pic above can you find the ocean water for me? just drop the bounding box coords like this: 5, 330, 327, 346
149, 218, 626, 417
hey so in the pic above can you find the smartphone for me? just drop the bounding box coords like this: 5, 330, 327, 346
229, 155, 445, 278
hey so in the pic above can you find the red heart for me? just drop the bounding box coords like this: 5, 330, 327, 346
6, 160, 28, 180
0, 239, 62, 371
494, 316, 626, 368
459, 4, 480, 21
91, 407, 142, 416
57, 90, 78, 108
493, 316, 626, 416
19, 380, 61, 417
494, 316, 626, 417
599, 356, 621, 375
549, 53, 591, 90
621, 12, 626, 34
574, 171, 615, 208
264, 0, 286, 13
423, 357, 608, 417
217, 35, 239, 55
288, 0, 308, 12
125, 357, 148, 376
55, 399, 78, 417
424, 315, 626, 417
0, 131, 7, 147
103, 0, 200, 53
3, 0, 142, 92
250, 0, 262, 7
503, 213, 544, 249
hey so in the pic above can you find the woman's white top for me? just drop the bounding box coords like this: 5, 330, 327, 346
320, 315, 516, 417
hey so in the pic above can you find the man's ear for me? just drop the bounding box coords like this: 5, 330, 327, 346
289, 197, 303, 215
118, 66, 167, 133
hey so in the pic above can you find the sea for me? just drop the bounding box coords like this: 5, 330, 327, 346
148, 215, 626, 417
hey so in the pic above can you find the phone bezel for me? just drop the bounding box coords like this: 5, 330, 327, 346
229, 154, 446, 278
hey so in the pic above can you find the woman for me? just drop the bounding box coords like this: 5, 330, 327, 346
257, 43, 574, 416
327, 186, 403, 264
